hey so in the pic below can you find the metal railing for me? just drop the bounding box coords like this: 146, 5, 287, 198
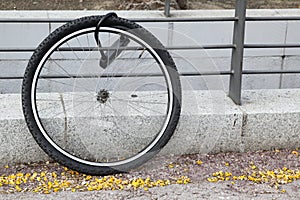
0, 0, 300, 104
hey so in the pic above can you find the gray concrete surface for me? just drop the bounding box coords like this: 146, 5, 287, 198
0, 89, 299, 166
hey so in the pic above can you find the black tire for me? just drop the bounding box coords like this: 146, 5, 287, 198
22, 15, 181, 175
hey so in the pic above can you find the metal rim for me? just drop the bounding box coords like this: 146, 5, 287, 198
30, 26, 174, 167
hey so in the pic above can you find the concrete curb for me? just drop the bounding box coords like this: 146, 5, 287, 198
0, 89, 299, 166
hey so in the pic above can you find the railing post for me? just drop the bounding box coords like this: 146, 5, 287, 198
164, 0, 171, 17
229, 0, 247, 105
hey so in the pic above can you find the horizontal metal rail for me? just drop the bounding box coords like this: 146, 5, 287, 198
1, 16, 300, 24
246, 16, 300, 21
243, 70, 300, 74
244, 44, 300, 48
0, 45, 235, 52
182, 70, 300, 75
2, 70, 300, 80
2, 44, 300, 52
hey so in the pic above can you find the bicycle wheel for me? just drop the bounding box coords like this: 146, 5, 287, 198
22, 15, 181, 175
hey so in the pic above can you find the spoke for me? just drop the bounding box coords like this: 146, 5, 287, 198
42, 111, 66, 119
114, 100, 165, 135
38, 95, 86, 116
37, 106, 64, 118
102, 32, 114, 89
37, 99, 96, 103
129, 91, 168, 98
48, 58, 73, 78
66, 42, 83, 63
106, 101, 125, 117
44, 59, 97, 95
112, 95, 166, 105
108, 98, 162, 135
56, 43, 95, 87
118, 62, 159, 89
115, 100, 147, 117
35, 98, 61, 102
126, 100, 165, 115
105, 35, 121, 88
56, 45, 67, 60
103, 50, 136, 90
53, 45, 96, 96
38, 93, 104, 122
36, 96, 95, 118
75, 36, 88, 57
86, 33, 91, 52
65, 92, 96, 101
55, 100, 97, 119
104, 57, 155, 92
64, 92, 95, 99
105, 102, 134, 138
39, 79, 95, 95
72, 101, 99, 117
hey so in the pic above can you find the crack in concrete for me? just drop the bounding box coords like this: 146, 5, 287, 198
235, 103, 248, 153
59, 94, 68, 148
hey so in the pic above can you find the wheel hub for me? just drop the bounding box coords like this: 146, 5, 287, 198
97, 89, 110, 103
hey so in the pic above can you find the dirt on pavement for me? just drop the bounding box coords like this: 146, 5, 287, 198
1, 149, 300, 199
